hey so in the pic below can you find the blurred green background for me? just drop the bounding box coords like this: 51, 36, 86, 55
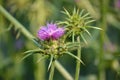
0, 0, 120, 80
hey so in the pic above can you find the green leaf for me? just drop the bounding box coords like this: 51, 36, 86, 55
65, 52, 84, 64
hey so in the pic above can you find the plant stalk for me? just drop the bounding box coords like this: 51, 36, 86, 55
98, 0, 108, 80
75, 36, 81, 80
49, 61, 55, 80
55, 60, 73, 80
0, 5, 35, 40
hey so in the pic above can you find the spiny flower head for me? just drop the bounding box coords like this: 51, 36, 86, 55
58, 8, 102, 43
59, 8, 96, 34
37, 23, 65, 40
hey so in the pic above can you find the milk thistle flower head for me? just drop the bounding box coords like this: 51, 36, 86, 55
37, 23, 65, 40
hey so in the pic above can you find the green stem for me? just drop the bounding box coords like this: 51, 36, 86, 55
0, 5, 73, 80
49, 61, 55, 80
54, 60, 73, 80
75, 36, 81, 80
98, 0, 108, 80
0, 5, 35, 40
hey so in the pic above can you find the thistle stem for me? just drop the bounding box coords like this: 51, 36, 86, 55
0, 5, 35, 40
0, 5, 73, 80
75, 36, 81, 80
49, 61, 55, 80
54, 60, 73, 80
98, 0, 108, 80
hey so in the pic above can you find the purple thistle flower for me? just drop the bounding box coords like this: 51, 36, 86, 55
37, 23, 65, 40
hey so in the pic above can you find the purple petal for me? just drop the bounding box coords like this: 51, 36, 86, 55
47, 23, 57, 30
37, 23, 65, 40
37, 27, 50, 40
52, 28, 65, 40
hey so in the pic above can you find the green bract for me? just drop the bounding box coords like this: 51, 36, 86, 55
22, 38, 83, 69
